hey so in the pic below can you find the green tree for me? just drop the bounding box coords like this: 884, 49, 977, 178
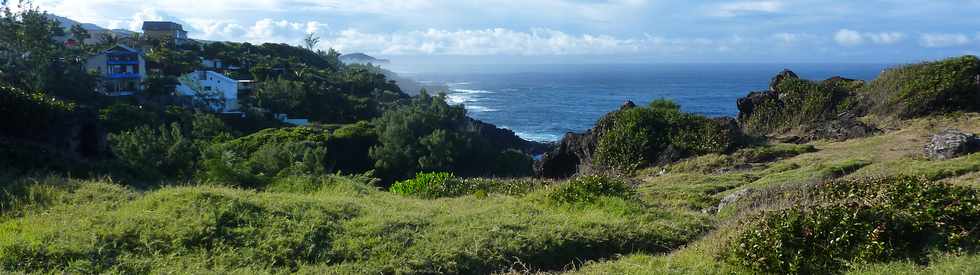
369, 91, 472, 181
250, 78, 305, 115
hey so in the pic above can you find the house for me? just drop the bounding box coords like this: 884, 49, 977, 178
176, 71, 243, 113
142, 21, 188, 44
84, 44, 147, 96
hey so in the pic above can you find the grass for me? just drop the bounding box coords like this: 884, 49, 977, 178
572, 113, 980, 274
0, 175, 710, 274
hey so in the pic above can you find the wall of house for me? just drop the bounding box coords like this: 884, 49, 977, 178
176, 71, 240, 113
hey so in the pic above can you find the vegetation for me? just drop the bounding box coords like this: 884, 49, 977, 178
727, 176, 980, 274
862, 55, 980, 117
2, 2, 980, 274
595, 99, 739, 172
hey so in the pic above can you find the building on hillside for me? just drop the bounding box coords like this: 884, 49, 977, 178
84, 44, 146, 96
176, 70, 245, 113
141, 21, 188, 44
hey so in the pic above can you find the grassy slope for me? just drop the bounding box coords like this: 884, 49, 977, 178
573, 113, 980, 274
1, 114, 978, 274
0, 176, 709, 273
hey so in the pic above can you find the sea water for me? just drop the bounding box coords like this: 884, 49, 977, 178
393, 63, 892, 142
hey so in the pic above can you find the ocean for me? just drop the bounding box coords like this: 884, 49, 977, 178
390, 63, 893, 142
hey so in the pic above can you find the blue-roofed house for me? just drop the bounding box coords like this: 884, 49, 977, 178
84, 44, 147, 96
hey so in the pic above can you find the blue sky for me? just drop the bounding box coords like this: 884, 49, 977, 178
32, 0, 980, 63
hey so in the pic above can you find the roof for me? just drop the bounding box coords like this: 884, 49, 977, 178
100, 44, 141, 54
142, 21, 184, 32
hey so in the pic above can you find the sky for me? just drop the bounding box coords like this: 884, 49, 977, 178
27, 0, 980, 63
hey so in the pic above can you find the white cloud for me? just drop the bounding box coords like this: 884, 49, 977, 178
834, 29, 905, 46
318, 28, 736, 56
712, 1, 783, 17
920, 33, 971, 47
866, 32, 905, 45
834, 29, 864, 46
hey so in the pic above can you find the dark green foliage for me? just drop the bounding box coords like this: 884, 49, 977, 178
251, 78, 304, 115
0, 4, 97, 102
862, 55, 980, 117
0, 84, 76, 139
370, 92, 518, 182
108, 123, 197, 180
98, 102, 160, 133
547, 175, 634, 204
595, 100, 738, 172
727, 176, 980, 274
493, 149, 535, 177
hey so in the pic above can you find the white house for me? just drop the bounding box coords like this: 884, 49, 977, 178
176, 71, 242, 113
84, 44, 147, 96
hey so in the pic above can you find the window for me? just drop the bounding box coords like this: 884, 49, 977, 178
204, 86, 212, 91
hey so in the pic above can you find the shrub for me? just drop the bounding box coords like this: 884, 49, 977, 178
98, 102, 160, 133
0, 84, 76, 139
594, 100, 739, 173
388, 172, 459, 199
741, 78, 855, 136
108, 123, 197, 180
727, 176, 980, 274
547, 175, 634, 204
862, 55, 980, 117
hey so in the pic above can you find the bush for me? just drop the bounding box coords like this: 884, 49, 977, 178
0, 84, 76, 139
201, 127, 336, 188
389, 172, 459, 199
594, 100, 739, 173
547, 175, 634, 204
727, 176, 980, 274
98, 102, 161, 133
862, 55, 980, 117
108, 123, 197, 180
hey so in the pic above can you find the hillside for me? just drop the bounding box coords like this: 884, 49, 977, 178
2, 6, 980, 275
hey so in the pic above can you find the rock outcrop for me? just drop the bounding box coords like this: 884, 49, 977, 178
534, 101, 636, 178
464, 117, 552, 155
769, 69, 799, 93
736, 70, 878, 142
924, 129, 980, 160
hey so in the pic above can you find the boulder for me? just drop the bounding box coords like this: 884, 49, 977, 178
704, 188, 756, 214
923, 129, 980, 160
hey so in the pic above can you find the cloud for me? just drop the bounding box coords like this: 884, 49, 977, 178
711, 1, 783, 17
834, 29, 864, 46
920, 33, 971, 47
834, 29, 906, 46
866, 32, 905, 45
319, 28, 738, 56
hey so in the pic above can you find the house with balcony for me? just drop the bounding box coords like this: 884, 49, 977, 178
176, 70, 244, 113
142, 21, 189, 44
84, 44, 146, 96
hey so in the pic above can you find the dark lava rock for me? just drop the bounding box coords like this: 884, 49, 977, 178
800, 112, 879, 142
464, 117, 552, 155
923, 129, 980, 160
769, 69, 799, 93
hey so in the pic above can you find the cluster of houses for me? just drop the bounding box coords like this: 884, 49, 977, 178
79, 21, 307, 125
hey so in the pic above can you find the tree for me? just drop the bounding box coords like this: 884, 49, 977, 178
369, 91, 472, 182
302, 32, 320, 51
250, 78, 305, 115
69, 24, 89, 46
